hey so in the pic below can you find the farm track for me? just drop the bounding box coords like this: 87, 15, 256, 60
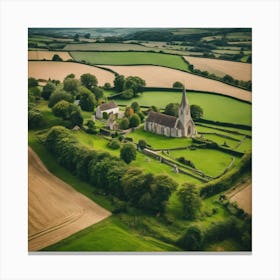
98, 65, 252, 102
28, 147, 111, 251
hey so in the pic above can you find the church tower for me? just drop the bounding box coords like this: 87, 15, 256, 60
177, 86, 196, 137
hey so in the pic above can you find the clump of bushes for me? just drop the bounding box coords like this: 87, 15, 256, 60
107, 139, 121, 150
177, 157, 195, 168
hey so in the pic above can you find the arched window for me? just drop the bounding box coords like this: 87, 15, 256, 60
188, 125, 192, 135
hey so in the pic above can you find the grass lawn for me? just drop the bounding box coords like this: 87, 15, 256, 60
126, 127, 192, 149
116, 91, 252, 125
70, 51, 190, 71
199, 134, 239, 149
168, 148, 234, 178
42, 216, 180, 252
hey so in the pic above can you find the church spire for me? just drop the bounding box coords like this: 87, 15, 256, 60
180, 85, 188, 108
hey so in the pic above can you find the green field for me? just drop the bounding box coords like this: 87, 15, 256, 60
126, 127, 192, 149
117, 91, 252, 125
43, 216, 179, 252
168, 148, 234, 178
64, 43, 151, 51
70, 51, 190, 71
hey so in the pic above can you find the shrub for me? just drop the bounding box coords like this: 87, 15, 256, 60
28, 108, 44, 129
177, 157, 195, 168
52, 54, 63, 61
172, 81, 184, 89
107, 139, 120, 150
120, 143, 136, 164
69, 110, 83, 128
138, 139, 147, 150
120, 89, 134, 99
102, 112, 109, 120
190, 104, 203, 120
177, 226, 204, 250
91, 86, 104, 100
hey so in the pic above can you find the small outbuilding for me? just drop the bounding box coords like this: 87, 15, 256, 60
95, 101, 119, 119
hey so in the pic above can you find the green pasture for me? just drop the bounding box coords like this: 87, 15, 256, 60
196, 125, 244, 140
117, 91, 252, 125
199, 134, 239, 149
42, 216, 179, 252
64, 43, 151, 51
70, 51, 190, 71
126, 127, 192, 149
168, 148, 234, 178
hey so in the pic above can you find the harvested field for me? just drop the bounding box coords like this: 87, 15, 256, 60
184, 56, 251, 81
228, 179, 252, 214
99, 65, 252, 102
28, 61, 115, 86
28, 51, 72, 61
28, 147, 111, 251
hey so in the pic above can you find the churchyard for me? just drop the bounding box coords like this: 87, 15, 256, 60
28, 28, 252, 252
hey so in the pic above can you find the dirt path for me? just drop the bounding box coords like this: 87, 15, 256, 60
28, 147, 111, 251
226, 178, 252, 214
98, 65, 251, 102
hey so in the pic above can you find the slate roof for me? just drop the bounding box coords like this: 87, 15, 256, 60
99, 101, 118, 111
146, 111, 177, 128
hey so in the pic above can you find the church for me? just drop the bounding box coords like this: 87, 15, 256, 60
144, 87, 196, 138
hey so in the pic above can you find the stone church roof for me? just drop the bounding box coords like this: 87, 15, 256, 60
146, 111, 177, 128
98, 101, 118, 111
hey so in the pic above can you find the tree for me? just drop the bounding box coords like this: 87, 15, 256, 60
120, 89, 133, 99
52, 54, 62, 61
120, 143, 136, 164
79, 86, 97, 111
177, 226, 204, 251
172, 81, 184, 88
129, 114, 141, 128
190, 104, 203, 120
103, 82, 111, 90
63, 78, 80, 96
137, 111, 145, 122
69, 109, 83, 128
138, 139, 147, 150
28, 77, 38, 88
65, 73, 75, 79
80, 73, 98, 90
114, 75, 125, 92
131, 102, 140, 113
177, 183, 201, 220
223, 74, 234, 83
74, 33, 79, 41
148, 105, 159, 113
41, 82, 56, 100
28, 108, 44, 129
164, 103, 179, 117
107, 139, 121, 150
52, 100, 72, 119
124, 106, 134, 118
48, 90, 74, 108
123, 76, 146, 96
28, 86, 41, 99
91, 86, 104, 100
85, 120, 98, 134
85, 33, 91, 39
119, 117, 129, 130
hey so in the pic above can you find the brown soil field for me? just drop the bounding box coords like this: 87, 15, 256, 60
28, 147, 111, 251
183, 56, 251, 81
28, 51, 72, 61
228, 179, 252, 214
28, 61, 115, 86
99, 65, 251, 102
